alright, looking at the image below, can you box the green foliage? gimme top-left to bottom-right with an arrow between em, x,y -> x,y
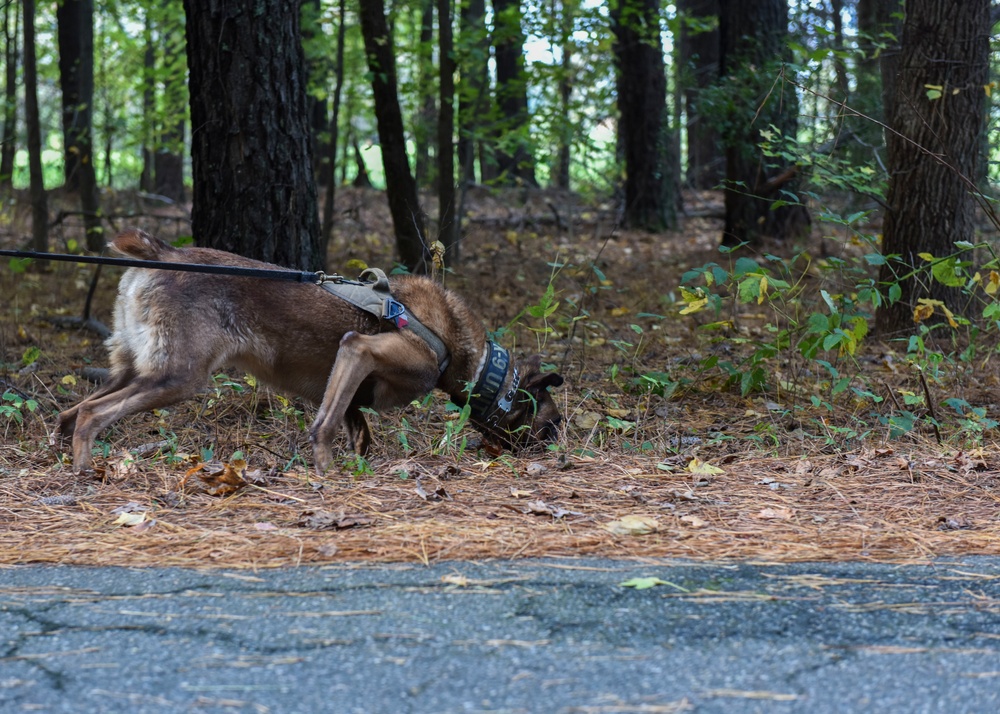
1,390 -> 38,426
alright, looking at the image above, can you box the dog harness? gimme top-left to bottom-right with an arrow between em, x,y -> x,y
468,341 -> 520,427
317,268 -> 450,373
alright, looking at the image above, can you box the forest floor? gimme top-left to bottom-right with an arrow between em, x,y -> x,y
2,186 -> 1000,569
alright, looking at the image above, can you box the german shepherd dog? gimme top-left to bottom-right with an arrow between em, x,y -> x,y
56,230 -> 564,474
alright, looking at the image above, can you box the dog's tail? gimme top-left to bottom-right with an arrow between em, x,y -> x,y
109,229 -> 179,262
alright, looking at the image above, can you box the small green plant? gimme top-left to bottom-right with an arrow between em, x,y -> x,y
435,401 -> 471,458
1,389 -> 38,425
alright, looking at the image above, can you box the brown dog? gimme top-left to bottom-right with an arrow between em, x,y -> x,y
56,229 -> 564,473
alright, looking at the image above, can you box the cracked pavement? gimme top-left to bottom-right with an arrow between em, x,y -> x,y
2,558 -> 1000,713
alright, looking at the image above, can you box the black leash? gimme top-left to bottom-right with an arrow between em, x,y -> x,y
0,249 -> 326,283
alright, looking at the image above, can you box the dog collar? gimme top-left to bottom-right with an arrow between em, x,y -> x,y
468,341 -> 520,426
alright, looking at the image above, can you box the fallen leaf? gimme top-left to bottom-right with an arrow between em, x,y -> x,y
620,577 -> 688,591
253,522 -> 279,531
574,410 -> 602,430
523,500 -> 583,519
686,457 -> 725,477
756,507 -> 795,520
524,462 -> 547,477
180,459 -> 248,496
509,486 -> 533,498
316,542 -> 339,557
112,511 -> 148,527
416,480 -> 452,501
938,516 -> 972,531
679,514 -> 708,529
298,510 -> 373,530
604,515 -> 659,536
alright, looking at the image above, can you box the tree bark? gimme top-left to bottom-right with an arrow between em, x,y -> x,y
610,0 -> 677,232
438,0 -> 457,262
414,0 -> 436,188
875,0 -> 989,336
718,0 -> 809,246
57,0 -> 102,251
457,0 -> 488,187
22,0 -> 46,255
321,0 -> 348,245
0,0 -> 19,190
183,0 -> 322,271
492,0 -> 536,186
359,0 -> 428,271
677,0 -> 723,189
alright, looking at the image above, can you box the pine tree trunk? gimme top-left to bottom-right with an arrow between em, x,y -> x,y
57,0 -> 102,251
492,0 -> 536,186
183,0 -> 322,271
358,0 -> 428,271
718,0 -> 808,246
457,0 -> 487,188
0,0 -> 19,190
438,0 -> 457,263
610,0 -> 677,232
22,0 -> 46,255
875,0 -> 989,336
677,0 -> 723,189
321,0 -> 347,245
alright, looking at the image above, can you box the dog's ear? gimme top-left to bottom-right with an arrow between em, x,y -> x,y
519,355 -> 564,394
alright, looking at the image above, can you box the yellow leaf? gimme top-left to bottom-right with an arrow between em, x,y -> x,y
604,515 -> 659,536
345,258 -> 368,272
917,253 -> 935,262
61,374 -> 77,386
574,410 -> 602,430
113,511 -> 148,527
679,298 -> 708,315
986,271 -> 1000,295
912,304 -> 934,322
758,275 -> 768,305
686,458 -> 725,476
610,307 -> 629,317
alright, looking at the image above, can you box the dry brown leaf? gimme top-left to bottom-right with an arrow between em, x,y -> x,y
756,507 -> 795,520
180,459 -> 248,496
679,514 -> 708,529
298,510 -> 374,530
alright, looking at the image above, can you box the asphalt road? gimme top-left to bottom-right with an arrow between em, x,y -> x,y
2,558 -> 1000,713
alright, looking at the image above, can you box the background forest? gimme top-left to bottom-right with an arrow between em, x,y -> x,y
2,0 -> 1000,565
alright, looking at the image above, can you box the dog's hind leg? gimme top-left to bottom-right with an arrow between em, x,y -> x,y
69,372 -> 207,472
55,366 -> 137,442
310,331 -> 437,474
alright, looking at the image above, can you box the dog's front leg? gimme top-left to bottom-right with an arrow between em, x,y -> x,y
310,330 -> 437,474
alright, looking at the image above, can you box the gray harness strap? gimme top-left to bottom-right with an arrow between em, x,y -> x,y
318,268 -> 450,373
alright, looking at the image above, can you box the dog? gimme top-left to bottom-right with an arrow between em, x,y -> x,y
56,229 -> 564,474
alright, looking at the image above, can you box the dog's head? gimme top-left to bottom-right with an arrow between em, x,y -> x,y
487,355 -> 564,450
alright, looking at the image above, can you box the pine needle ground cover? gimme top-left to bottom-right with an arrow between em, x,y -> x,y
3,189 -> 999,569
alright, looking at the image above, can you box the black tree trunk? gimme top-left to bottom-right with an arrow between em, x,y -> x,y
677,0 -> 723,189
0,0 -> 19,189
23,0 -> 46,254
359,0 -> 428,271
610,0 -> 677,232
182,0 -> 322,271
718,0 -> 809,246
875,0 -> 989,336
56,0 -> 102,251
492,0 -> 536,186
